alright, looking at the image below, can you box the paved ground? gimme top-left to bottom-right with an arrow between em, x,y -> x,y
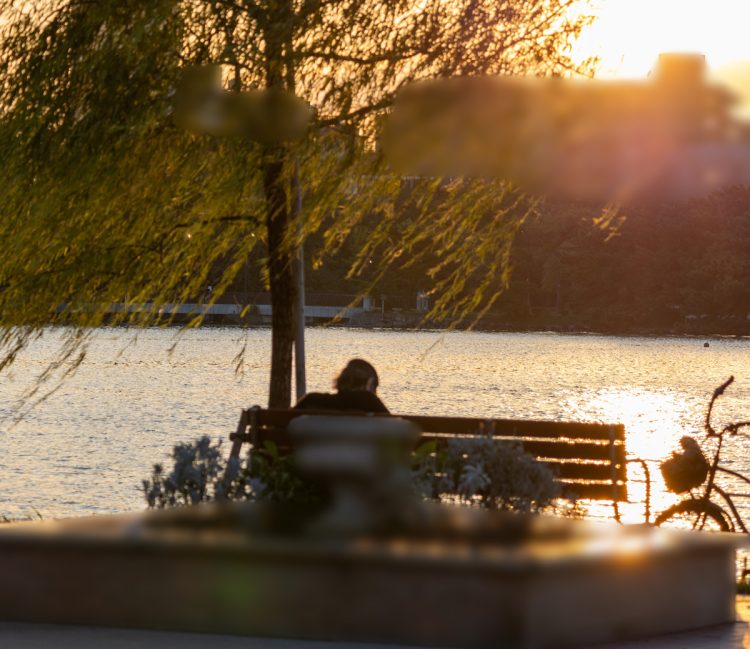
589,596 -> 750,649
0,625 -> 421,649
2,598 -> 750,648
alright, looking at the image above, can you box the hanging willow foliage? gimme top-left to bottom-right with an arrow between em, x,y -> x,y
0,0 -> 594,406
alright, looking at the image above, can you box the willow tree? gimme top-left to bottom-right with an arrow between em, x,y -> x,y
0,0 -> 592,407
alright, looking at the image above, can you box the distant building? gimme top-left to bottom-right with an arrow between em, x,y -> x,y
416,291 -> 430,312
385,53 -> 750,201
547,53 -> 747,201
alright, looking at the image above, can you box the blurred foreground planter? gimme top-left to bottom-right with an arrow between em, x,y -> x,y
0,510 -> 743,648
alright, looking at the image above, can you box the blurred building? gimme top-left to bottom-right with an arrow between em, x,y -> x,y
550,53 -> 748,201
385,53 -> 750,202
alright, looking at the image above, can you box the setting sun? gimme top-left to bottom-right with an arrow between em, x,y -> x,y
575,0 -> 750,81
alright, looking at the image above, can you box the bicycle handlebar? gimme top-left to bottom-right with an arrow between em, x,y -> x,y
714,376 -> 735,398
705,375 -> 735,437
723,420 -> 750,436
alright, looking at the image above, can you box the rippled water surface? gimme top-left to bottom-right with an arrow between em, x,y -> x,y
2,328 -> 750,522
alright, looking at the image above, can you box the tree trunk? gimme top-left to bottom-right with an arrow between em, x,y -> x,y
263,147 -> 297,408
262,0 -> 297,408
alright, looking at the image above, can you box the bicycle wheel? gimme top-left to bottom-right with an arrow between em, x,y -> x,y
654,498 -> 732,532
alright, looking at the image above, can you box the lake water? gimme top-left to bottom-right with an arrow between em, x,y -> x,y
1,327 -> 750,525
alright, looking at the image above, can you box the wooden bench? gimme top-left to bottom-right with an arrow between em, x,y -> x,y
229,407 -> 628,503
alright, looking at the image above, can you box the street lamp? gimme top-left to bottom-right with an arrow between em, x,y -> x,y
174,65 -> 313,399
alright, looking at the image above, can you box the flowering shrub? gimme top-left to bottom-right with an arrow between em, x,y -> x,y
144,435 -> 559,514
143,436 -> 225,508
412,437 -> 560,513
143,438 -> 325,508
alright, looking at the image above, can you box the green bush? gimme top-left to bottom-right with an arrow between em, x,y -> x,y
143,435 -> 560,514
411,437 -> 560,513
143,437 -> 326,508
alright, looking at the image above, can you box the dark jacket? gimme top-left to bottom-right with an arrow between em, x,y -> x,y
293,390 -> 389,414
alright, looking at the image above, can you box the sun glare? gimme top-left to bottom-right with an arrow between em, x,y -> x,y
575,0 -> 750,80
564,388 -> 704,523
571,390 -> 689,461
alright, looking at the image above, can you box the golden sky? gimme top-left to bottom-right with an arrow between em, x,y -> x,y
576,0 -> 750,79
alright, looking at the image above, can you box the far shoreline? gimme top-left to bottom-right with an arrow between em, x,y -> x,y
166,320 -> 750,341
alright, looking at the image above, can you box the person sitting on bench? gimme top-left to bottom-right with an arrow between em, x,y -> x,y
294,358 -> 389,413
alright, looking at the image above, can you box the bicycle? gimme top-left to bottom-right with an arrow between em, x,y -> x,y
654,376 -> 750,532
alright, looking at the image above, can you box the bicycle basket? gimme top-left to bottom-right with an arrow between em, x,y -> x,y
660,436 -> 709,494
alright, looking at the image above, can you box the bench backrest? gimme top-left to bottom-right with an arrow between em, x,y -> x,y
229,408 -> 627,502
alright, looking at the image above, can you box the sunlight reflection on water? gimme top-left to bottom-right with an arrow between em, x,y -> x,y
1,328 -> 750,526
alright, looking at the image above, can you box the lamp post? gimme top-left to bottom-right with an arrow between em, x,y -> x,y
292,160 -> 306,400
175,66 -> 313,401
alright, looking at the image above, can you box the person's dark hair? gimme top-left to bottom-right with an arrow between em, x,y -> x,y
334,358 -> 379,392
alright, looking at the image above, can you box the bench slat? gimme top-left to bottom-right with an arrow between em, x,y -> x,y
242,428 -> 625,466
561,482 -> 627,501
421,434 -> 626,464
247,437 -> 624,480
546,461 -> 626,482
406,416 -> 624,441
256,409 -> 624,442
